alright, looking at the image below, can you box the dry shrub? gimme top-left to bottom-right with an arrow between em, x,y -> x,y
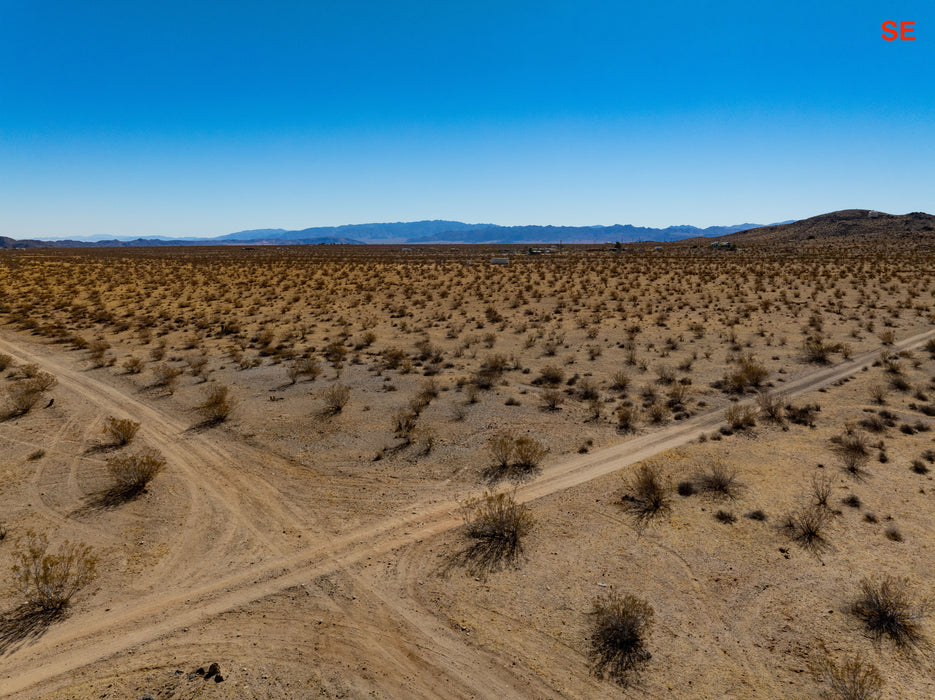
393,408 -> 418,441
832,427 -> 871,479
850,575 -> 927,649
0,353 -> 12,371
12,531 -> 97,611
4,380 -> 45,418
620,462 -> 671,527
811,473 -> 834,508
150,362 -> 182,392
322,383 -> 350,414
721,355 -> 769,393
757,391 -> 786,424
535,365 -> 565,386
610,371 -> 630,393
589,592 -> 654,686
488,433 -> 514,469
645,400 -> 668,424
725,404 -> 757,430
616,404 -> 637,431
287,357 -> 321,384
786,402 -> 820,427
107,449 -> 166,492
104,416 -> 140,446
804,335 -> 843,363
813,652 -> 883,700
123,356 -> 144,375
540,388 -> 563,411
694,463 -> 743,499
380,346 -> 407,370
459,491 -> 533,575
485,433 -> 547,480
782,505 -> 831,553
513,436 -> 547,469
196,384 -> 235,425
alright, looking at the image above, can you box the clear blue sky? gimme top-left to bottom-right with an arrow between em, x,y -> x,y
1,1 -> 932,238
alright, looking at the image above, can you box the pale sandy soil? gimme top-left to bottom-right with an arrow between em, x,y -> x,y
0,246 -> 933,698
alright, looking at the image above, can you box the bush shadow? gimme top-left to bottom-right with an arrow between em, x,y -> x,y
0,604 -> 66,656
70,483 -> 147,516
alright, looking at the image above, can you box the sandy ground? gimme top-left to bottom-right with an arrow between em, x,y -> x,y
0,246 -> 934,698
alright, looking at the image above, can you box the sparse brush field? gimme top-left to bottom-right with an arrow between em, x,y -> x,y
0,242 -> 934,698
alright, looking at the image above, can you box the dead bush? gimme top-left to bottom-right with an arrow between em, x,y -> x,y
610,371 -> 630,393
104,417 -> 140,446
0,353 -> 12,371
850,575 -> 926,649
811,473 -> 834,509
694,463 -> 743,499
782,505 -> 831,553
832,427 -> 871,479
803,336 -> 843,364
12,531 -> 97,611
813,652 -> 883,700
589,592 -> 654,686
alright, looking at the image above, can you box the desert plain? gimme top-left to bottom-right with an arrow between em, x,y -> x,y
0,210 -> 934,698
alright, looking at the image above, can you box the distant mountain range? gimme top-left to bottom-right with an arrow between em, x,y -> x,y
0,219 -> 789,249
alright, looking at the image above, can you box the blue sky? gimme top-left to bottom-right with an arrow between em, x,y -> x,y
1,1 -> 932,238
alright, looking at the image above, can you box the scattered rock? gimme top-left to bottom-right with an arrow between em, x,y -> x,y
206,662 -> 221,678
214,674 -> 225,683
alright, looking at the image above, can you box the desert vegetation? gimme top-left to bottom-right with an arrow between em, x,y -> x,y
11,531 -> 97,611
1,240 -> 934,696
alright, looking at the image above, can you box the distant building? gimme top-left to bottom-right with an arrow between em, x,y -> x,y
490,257 -> 510,265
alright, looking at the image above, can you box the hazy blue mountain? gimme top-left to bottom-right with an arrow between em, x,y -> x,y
2,219 -> 793,248
218,220 -> 493,242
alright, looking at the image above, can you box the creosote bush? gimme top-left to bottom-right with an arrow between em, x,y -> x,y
486,433 -> 547,478
513,436 -> 547,469
4,380 -> 47,418
107,449 -> 167,493
104,416 -> 140,446
725,403 -> 757,430
150,362 -> 182,393
12,531 -> 97,611
196,384 -> 235,424
589,592 -> 654,686
850,575 -> 927,649
322,383 -> 350,414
